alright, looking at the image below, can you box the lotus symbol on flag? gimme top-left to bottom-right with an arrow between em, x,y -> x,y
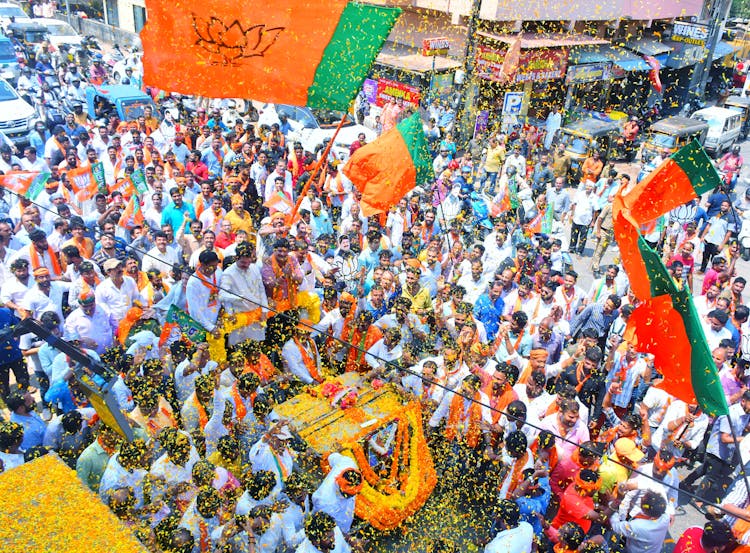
192,15 -> 284,64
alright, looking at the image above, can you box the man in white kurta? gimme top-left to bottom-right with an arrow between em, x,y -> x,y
311,452 -> 360,534
219,241 -> 268,345
185,250 -> 222,333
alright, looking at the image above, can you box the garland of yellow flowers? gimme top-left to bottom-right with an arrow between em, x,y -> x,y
343,402 -> 437,530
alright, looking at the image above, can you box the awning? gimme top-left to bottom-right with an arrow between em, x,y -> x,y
624,38 -> 673,57
569,44 -> 651,71
713,40 -> 738,61
477,31 -> 607,49
375,41 -> 462,73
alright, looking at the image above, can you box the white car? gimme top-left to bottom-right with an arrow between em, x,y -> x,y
0,2 -> 29,30
33,18 -> 82,49
257,103 -> 376,162
0,77 -> 37,147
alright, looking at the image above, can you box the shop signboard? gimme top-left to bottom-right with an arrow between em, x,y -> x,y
565,62 -> 612,84
432,72 -> 454,96
671,22 -> 709,47
474,109 -> 490,139
502,91 -> 524,115
422,37 -> 451,56
375,78 -> 421,108
476,45 -> 568,83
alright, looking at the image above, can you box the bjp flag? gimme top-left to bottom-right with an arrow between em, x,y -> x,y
0,172 -> 38,196
343,113 -> 434,216
141,0 -> 400,110
66,166 -> 99,201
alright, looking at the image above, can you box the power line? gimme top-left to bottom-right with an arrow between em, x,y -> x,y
1,182 -> 745,520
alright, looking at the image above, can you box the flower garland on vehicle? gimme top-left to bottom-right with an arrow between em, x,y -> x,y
343,402 -> 437,530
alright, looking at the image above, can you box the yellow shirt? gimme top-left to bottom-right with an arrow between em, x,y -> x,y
402,285 -> 432,314
484,145 -> 506,173
225,209 -> 255,235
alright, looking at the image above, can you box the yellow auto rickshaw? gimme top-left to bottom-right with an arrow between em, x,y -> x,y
641,116 -> 709,161
558,116 -> 622,181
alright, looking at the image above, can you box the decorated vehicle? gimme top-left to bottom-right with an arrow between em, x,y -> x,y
84,84 -> 156,123
275,373 -> 436,530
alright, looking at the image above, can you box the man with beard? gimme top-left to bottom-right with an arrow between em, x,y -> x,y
7,390 -> 46,449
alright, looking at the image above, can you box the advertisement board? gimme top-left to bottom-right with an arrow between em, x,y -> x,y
476,45 -> 569,83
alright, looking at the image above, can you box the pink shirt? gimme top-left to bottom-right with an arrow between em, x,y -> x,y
539,413 -> 590,458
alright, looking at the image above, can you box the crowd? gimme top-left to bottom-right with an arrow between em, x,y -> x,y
0,45 -> 750,553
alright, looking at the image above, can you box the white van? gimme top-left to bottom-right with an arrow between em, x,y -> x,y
691,106 -> 742,157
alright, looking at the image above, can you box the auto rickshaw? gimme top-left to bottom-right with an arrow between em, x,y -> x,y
557,116 -> 622,181
6,21 -> 48,50
640,116 -> 709,161
724,95 -> 750,140
274,373 -> 437,531
84,84 -> 157,123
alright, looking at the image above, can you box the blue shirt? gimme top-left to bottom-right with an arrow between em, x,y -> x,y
161,202 -> 196,233
10,411 -> 47,450
474,293 -> 505,341
0,308 -> 22,364
516,477 -> 551,535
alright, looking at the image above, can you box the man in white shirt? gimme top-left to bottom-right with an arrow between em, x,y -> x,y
568,181 -> 596,256
142,231 -> 181,276
185,250 -> 222,333
483,499 -> 534,553
95,258 -> 144,321
219,241 -> 268,345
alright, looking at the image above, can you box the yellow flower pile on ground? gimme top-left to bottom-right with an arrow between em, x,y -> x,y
0,454 -> 148,553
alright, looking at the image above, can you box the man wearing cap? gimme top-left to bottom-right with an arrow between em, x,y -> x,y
484,499 -> 534,553
64,289 -> 117,355
219,241 -> 268,345
597,437 -> 644,495
11,228 -> 63,280
95,258 -> 144,321
186,250 -> 222,334
20,267 -> 68,323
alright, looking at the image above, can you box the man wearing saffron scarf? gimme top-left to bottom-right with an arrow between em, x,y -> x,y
219,241 -> 268,346
311,452 -> 363,534
181,374 -> 219,434
429,373 -> 492,450
186,250 -> 222,335
11,228 -> 63,280
282,323 -> 324,385
550,468 -> 607,535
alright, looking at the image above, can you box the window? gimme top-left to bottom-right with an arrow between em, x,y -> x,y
132,5 -> 146,33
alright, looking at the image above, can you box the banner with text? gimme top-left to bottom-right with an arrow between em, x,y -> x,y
476,45 -> 569,83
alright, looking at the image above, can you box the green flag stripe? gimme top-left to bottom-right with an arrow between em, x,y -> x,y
670,139 -> 722,196
307,3 -> 401,110
637,236 -> 728,416
396,112 -> 435,185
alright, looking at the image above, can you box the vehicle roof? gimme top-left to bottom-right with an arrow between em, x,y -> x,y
650,116 -> 708,133
7,20 -> 46,29
692,106 -> 738,118
32,17 -> 76,27
562,116 -> 621,136
88,84 -> 152,100
275,374 -> 409,454
725,95 -> 750,107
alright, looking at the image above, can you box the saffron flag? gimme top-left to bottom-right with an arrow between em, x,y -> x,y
67,166 -> 99,202
140,0 -> 400,110
0,172 -> 40,196
263,192 -> 293,215
614,140 -> 727,416
343,113 -> 434,216
119,195 -> 144,229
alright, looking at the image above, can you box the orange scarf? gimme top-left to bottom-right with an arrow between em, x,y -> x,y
198,519 -> 210,553
194,395 -> 209,430
446,391 -> 482,448
245,354 -> 276,384
230,383 -> 250,420
293,336 -> 322,382
30,243 -> 62,276
505,450 -> 530,496
270,254 -> 298,311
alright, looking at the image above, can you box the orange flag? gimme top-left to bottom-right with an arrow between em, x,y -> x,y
0,172 -> 37,195
66,166 -> 99,202
119,195 -> 144,229
263,192 -> 293,215
140,0 -> 400,109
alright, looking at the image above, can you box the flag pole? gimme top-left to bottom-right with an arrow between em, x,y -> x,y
288,111 -> 350,224
726,416 -> 750,503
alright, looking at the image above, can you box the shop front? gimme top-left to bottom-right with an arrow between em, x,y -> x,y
565,44 -> 652,118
